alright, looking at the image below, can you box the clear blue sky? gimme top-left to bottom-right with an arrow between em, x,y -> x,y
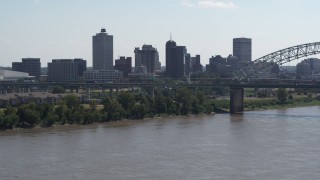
1,0 -> 320,67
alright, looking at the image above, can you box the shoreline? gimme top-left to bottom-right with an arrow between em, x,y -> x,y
0,113 -> 216,133
1,99 -> 320,132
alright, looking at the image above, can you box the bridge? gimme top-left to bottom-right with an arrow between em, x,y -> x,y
233,42 -> 320,80
1,42 -> 320,114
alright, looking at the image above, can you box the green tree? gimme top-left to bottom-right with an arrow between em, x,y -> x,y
0,113 -> 19,129
37,104 -> 55,120
89,100 -> 98,111
175,88 -> 193,115
102,97 -> 124,121
117,91 -> 135,109
191,97 -> 205,114
17,103 -> 40,127
55,105 -> 67,124
154,93 -> 167,114
196,91 -> 206,106
131,103 -> 148,119
42,112 -> 59,127
277,88 -> 288,104
117,91 -> 135,117
65,105 -> 85,124
52,86 -> 66,94
63,95 -> 81,110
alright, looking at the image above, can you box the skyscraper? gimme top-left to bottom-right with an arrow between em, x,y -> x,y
93,28 -> 113,70
165,39 -> 186,78
233,38 -> 252,63
185,53 -> 191,75
134,45 -> 160,74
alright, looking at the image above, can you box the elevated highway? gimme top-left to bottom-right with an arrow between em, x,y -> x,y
1,79 -> 320,114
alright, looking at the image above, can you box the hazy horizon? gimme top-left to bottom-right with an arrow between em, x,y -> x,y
1,0 -> 320,67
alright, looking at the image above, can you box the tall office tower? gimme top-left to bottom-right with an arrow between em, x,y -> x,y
12,58 -> 41,78
165,39 -> 187,78
115,56 -> 132,77
93,28 -> 113,70
185,53 -> 191,75
48,58 -> 87,82
233,38 -> 252,63
134,45 -> 160,74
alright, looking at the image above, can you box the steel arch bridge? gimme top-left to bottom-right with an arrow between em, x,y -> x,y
233,42 -> 320,80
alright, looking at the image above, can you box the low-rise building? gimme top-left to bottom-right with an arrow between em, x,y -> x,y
0,92 -> 83,108
0,70 -> 30,81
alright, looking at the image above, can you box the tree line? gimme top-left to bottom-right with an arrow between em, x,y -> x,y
3,87 -> 318,130
0,88 -> 216,130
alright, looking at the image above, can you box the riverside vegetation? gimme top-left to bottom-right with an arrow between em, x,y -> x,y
1,87 -> 320,130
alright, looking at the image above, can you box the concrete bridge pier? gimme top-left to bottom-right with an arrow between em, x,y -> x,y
86,87 -> 91,100
145,87 -> 155,99
2,89 -> 7,95
230,87 -> 244,114
109,88 -> 113,98
102,88 -> 105,94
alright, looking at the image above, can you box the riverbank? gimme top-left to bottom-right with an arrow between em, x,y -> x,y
244,96 -> 320,111
0,113 -> 216,133
1,92 -> 320,131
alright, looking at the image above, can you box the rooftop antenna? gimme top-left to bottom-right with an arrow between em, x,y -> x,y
170,32 -> 172,41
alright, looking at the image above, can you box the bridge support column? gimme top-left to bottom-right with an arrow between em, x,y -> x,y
148,87 -> 155,99
86,87 -> 91,100
101,88 -> 106,98
109,88 -> 113,98
230,87 -> 244,114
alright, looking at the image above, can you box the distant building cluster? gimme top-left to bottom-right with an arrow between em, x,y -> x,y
297,58 -> 320,76
9,27 -> 308,82
0,92 -> 83,108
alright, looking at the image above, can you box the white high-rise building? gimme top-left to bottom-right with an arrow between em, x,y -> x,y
93,28 -> 113,70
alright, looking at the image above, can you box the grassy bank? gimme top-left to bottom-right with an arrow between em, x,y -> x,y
245,97 -> 320,111
211,96 -> 320,112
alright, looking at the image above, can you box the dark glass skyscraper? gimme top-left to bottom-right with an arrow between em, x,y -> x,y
233,38 -> 252,63
165,40 -> 186,78
134,45 -> 159,74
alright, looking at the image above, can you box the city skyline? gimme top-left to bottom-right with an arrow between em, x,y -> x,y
1,0 -> 320,67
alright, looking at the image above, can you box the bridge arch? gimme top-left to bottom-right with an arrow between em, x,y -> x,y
233,42 -> 320,80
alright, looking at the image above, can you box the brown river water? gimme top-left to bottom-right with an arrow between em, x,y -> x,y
1,106 -> 320,180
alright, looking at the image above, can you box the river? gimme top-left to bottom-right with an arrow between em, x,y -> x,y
1,107 -> 320,180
